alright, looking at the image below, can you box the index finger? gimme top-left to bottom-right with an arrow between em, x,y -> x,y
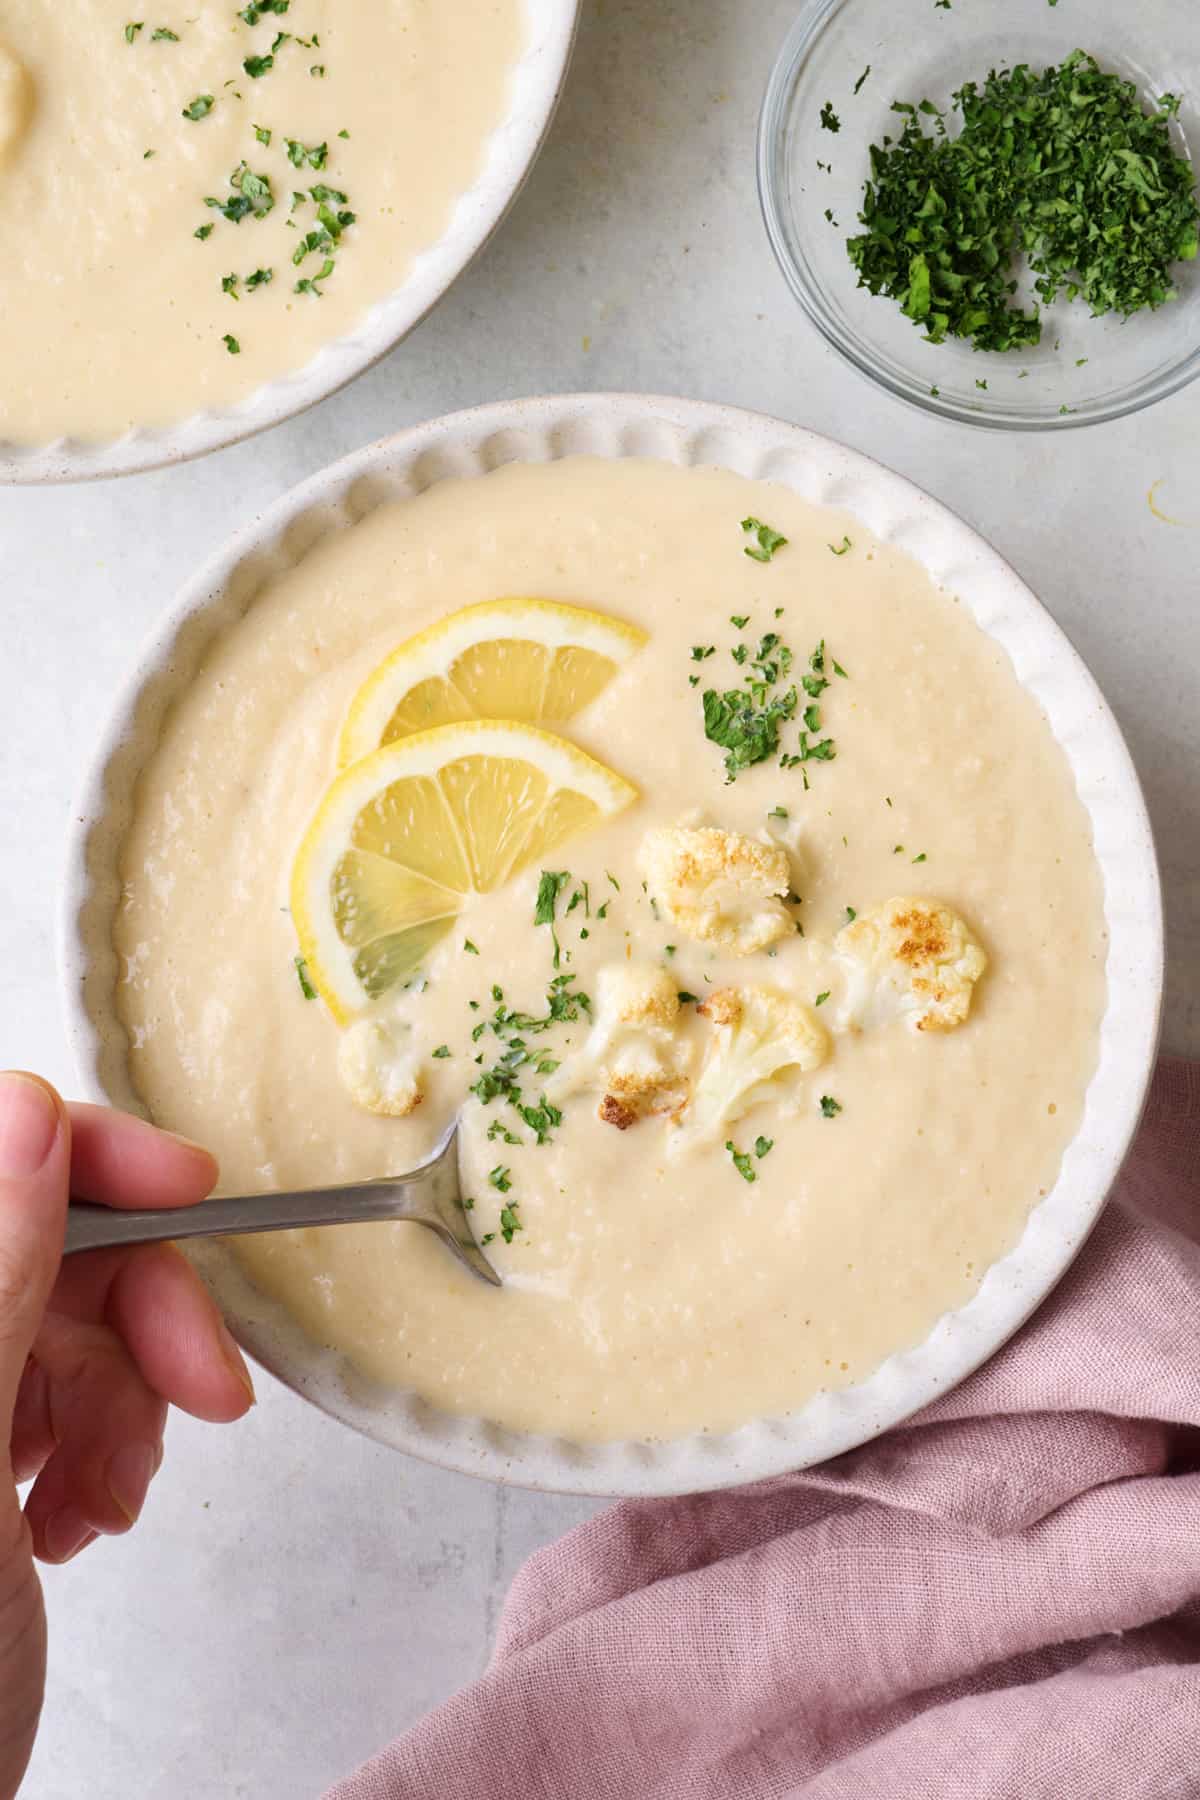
65,1103 -> 219,1211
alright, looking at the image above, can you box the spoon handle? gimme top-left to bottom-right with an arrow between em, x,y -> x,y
63,1182 -> 417,1256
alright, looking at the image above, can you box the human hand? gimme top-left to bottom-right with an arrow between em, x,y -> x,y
0,1074 -> 255,1800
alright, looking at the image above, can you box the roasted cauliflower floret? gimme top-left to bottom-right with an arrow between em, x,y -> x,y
337,1018 -> 423,1117
637,825 -> 793,956
547,963 -> 690,1129
672,984 -> 828,1147
835,897 -> 987,1034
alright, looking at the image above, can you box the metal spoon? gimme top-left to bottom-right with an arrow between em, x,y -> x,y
62,1119 -> 500,1287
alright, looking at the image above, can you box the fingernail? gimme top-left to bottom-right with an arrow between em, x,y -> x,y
219,1321 -> 256,1405
0,1074 -> 60,1179
107,1442 -> 158,1525
43,1506 -> 94,1564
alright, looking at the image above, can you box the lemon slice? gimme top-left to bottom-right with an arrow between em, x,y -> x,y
291,721 -> 639,1021
338,598 -> 647,768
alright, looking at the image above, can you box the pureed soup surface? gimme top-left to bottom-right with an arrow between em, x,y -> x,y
113,458 -> 1107,1442
0,1 -> 522,443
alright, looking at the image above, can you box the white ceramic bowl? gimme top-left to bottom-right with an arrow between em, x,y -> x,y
0,1 -> 578,486
59,394 -> 1163,1496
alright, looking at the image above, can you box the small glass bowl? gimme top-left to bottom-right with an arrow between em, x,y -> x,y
758,0 -> 1200,429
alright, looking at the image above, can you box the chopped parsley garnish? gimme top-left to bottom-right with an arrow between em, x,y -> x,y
677,990 -> 699,1004
463,938 -> 479,955
432,1044 -> 451,1059
606,871 -> 621,891
124,22 -> 144,42
194,222 -> 214,240
815,990 -> 830,1007
754,1135 -> 774,1159
829,535 -> 852,556
534,869 -> 571,967
245,266 -> 273,289
768,805 -> 789,819
244,53 -> 275,77
222,333 -> 241,354
293,954 -> 316,998
295,259 -> 335,296
221,273 -> 240,298
205,163 -> 275,222
238,0 -> 289,21
730,614 -> 750,629
847,52 -> 1199,352
820,101 -> 841,133
488,1165 -> 512,1193
286,136 -> 328,169
725,1141 -> 757,1182
854,65 -> 871,94
819,1095 -> 843,1119
310,63 -> 326,76
183,94 -> 215,120
469,974 -> 588,1146
253,124 -> 272,145
691,644 -> 716,661
704,683 -> 797,780
740,517 -> 788,562
845,905 -> 857,922
499,1202 -> 522,1244
912,851 -> 927,863
151,27 -> 180,41
487,1120 -> 521,1146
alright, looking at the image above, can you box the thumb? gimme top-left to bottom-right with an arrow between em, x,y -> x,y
0,1076 -> 69,1443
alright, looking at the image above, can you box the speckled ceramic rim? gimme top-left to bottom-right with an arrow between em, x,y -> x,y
59,393 -> 1163,1496
0,0 -> 578,486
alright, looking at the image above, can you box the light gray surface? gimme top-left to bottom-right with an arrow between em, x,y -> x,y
1,1 -> 1197,1794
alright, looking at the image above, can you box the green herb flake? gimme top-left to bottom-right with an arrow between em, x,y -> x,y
691,644 -> 716,661
488,1165 -> 513,1193
820,101 -> 841,133
499,1202 -> 522,1244
253,123 -> 272,144
754,1135 -> 774,1159
183,94 -> 215,120
829,535 -> 852,556
741,517 -> 788,563
677,990 -> 699,1004
293,954 -> 316,999
194,222 -> 214,239
768,805 -> 789,820
431,1044 -> 451,1059
912,851 -> 927,863
238,0 -> 289,20
151,26 -> 180,40
847,52 -> 1200,354
730,614 -> 750,629
820,1095 -> 843,1119
221,272 -> 239,298
725,1141 -> 757,1182
815,990 -> 830,1006
124,22 -> 144,42
845,905 -> 857,922
463,938 -> 480,955
244,53 -> 274,77
222,332 -> 241,354
854,65 -> 871,95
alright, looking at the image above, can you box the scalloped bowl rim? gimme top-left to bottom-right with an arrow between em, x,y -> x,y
0,0 -> 579,485
58,393 -> 1163,1495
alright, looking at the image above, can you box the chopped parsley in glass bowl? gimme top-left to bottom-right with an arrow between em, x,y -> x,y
758,0 -> 1200,428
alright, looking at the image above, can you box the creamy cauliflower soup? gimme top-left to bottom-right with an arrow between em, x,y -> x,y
113,458 -> 1106,1442
0,1 -> 522,442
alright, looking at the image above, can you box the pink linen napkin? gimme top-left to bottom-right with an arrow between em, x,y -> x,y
327,1059 -> 1200,1800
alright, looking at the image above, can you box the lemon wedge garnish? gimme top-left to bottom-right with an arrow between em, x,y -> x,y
291,720 -> 639,1021
338,598 -> 647,768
